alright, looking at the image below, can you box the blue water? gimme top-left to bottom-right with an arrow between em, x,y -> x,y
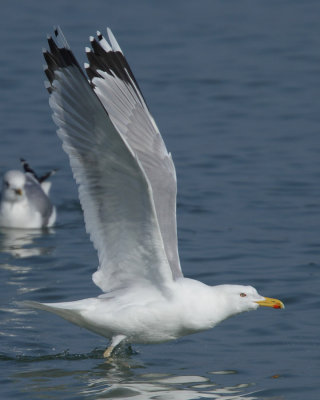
0,0 -> 319,398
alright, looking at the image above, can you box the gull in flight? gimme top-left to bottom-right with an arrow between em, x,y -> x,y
26,28 -> 284,357
0,159 -> 56,229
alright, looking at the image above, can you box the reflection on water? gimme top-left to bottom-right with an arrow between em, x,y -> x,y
0,227 -> 54,258
12,357 -> 260,400
83,371 -> 258,399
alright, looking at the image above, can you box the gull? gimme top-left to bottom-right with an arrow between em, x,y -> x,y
0,159 -> 56,229
26,28 -> 284,357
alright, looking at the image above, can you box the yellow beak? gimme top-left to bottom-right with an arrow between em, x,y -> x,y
256,297 -> 285,309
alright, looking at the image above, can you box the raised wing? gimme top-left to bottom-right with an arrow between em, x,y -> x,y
85,29 -> 182,280
44,28 -> 176,292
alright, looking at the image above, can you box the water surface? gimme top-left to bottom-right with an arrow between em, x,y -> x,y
0,1 -> 319,399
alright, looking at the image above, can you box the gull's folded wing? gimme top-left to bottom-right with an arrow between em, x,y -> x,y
44,28 -> 176,292
24,174 -> 54,226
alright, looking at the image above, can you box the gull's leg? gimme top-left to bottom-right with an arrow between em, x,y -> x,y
103,334 -> 127,358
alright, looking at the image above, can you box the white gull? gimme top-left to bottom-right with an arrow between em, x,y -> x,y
0,159 -> 56,229
26,28 -> 284,357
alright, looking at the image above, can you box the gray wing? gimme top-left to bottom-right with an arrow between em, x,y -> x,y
24,174 -> 53,226
84,29 -> 182,280
44,28 -> 175,292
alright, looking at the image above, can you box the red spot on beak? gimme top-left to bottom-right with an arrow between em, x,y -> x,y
273,304 -> 281,309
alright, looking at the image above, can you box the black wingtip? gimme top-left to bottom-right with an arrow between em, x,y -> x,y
44,28 -> 87,85
20,158 -> 57,183
20,158 -> 39,180
38,169 -> 58,183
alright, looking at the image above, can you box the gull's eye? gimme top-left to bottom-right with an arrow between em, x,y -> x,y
240,293 -> 247,297
5,181 -> 9,188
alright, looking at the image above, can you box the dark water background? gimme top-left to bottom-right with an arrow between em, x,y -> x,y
0,0 -> 319,399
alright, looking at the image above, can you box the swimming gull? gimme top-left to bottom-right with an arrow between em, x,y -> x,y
26,28 -> 284,357
0,159 -> 56,229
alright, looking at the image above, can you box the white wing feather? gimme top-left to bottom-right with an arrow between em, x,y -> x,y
86,30 -> 182,279
45,34 -> 174,292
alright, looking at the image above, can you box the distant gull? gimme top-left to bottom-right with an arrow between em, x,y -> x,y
0,159 -> 56,229
26,28 -> 284,357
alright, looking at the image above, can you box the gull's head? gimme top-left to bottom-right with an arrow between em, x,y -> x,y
2,170 -> 26,203
214,284 -> 284,317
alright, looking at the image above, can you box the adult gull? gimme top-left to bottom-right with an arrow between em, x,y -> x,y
0,159 -> 56,229
26,28 -> 284,357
